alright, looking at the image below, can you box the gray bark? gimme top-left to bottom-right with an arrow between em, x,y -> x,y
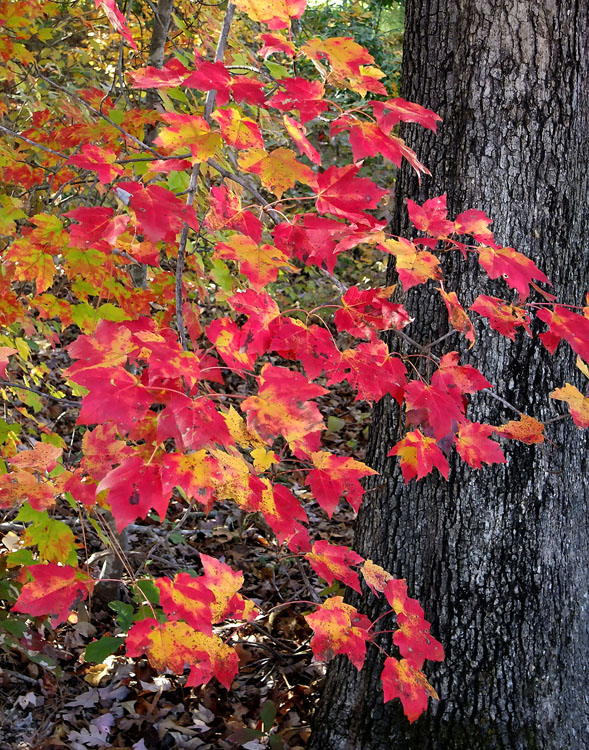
310,1 -> 589,748
144,0 -> 175,145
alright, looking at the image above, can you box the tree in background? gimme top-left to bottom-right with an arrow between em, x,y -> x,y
311,1 -> 589,748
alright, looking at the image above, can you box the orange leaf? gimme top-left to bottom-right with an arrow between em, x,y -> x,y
493,414 -> 545,444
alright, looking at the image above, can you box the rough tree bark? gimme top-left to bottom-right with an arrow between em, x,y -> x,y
310,1 -> 589,748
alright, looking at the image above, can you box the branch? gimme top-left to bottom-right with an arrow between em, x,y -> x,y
175,2 -> 235,350
0,124 -> 68,159
0,380 -> 80,407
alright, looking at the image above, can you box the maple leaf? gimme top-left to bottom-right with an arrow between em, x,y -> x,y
241,364 -> 327,456
95,0 -> 137,50
302,37 -> 386,96
407,195 -> 454,238
388,430 -> 450,482
233,0 -> 307,29
19,507 -> 78,565
211,108 -> 264,150
470,295 -> 532,340
335,286 -> 410,339
381,657 -> 439,723
550,384 -> 589,428
4,236 -> 56,294
207,318 -> 257,374
269,318 -> 339,378
379,237 -> 442,290
536,306 -> 589,362
430,351 -> 491,395
393,613 -> 445,670
154,113 -> 221,161
0,471 -> 56,511
157,573 -> 216,635
65,319 -> 137,375
493,414 -> 545,444
128,58 -> 189,88
454,208 -> 495,244
205,185 -> 263,242
454,421 -> 506,468
182,60 -> 232,105
257,480 -> 308,545
185,633 -> 240,690
230,76 -> 267,106
118,182 -> 200,244
313,165 -> 387,223
96,455 -> 171,532
68,144 -> 124,184
0,346 -> 16,377
80,423 -> 134,482
477,245 -> 550,300
65,206 -> 129,251
325,341 -> 407,404
438,289 -> 475,346
361,559 -> 393,596
157,395 -> 233,452
161,450 -> 223,513
371,98 -> 442,133
404,380 -> 465,440
69,366 -> 153,435
305,540 -> 364,592
273,214 -> 344,273
238,147 -> 313,198
258,33 -> 297,59
126,619 -> 239,688
200,553 -> 257,624
9,442 -> 62,473
12,564 -> 93,626
283,115 -> 321,165
305,597 -> 371,670
214,233 -> 296,290
383,579 -> 425,618
268,78 -> 328,123
331,117 -> 429,177
228,289 -> 281,356
306,451 -> 377,516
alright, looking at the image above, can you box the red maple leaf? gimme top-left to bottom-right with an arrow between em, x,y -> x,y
12,564 -> 93,625
306,450 -> 377,516
388,430 -> 450,482
313,165 -> 387,223
96,455 -> 171,532
334,286 -> 411,339
381,657 -> 439,723
305,597 -> 371,670
305,540 -> 364,592
454,421 -> 506,469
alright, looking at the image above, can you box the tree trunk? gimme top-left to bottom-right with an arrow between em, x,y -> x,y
310,2 -> 589,749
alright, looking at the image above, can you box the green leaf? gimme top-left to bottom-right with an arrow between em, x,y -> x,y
108,600 -> 135,631
85,636 -> 122,663
134,578 -> 160,605
264,61 -> 290,79
260,699 -> 277,732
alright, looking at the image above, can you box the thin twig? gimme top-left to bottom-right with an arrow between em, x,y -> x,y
0,380 -> 79,407
0,124 -> 68,159
175,2 -> 236,350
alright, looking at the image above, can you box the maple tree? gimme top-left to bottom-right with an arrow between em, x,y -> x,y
0,0 -> 588,740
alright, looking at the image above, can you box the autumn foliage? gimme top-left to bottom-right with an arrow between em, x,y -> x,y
1,0 -> 589,731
